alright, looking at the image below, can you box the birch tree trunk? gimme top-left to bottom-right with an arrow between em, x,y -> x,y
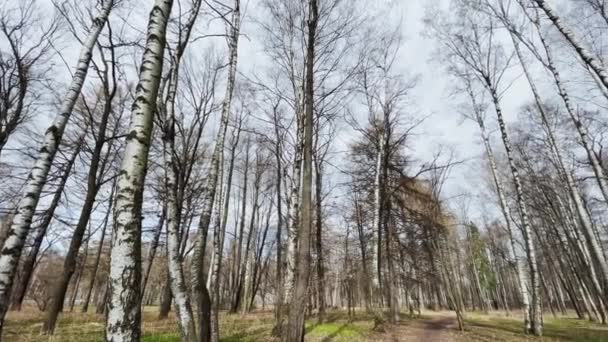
191,2 -> 240,340
465,78 -> 531,329
210,126 -> 241,342
286,0 -> 317,339
488,83 -> 542,336
106,1 -> 173,340
532,0 -> 608,92
0,1 -> 113,333
159,2 -> 202,339
285,116 -> 303,301
371,141 -> 383,296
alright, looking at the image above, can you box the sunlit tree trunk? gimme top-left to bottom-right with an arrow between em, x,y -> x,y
106,1 -> 173,340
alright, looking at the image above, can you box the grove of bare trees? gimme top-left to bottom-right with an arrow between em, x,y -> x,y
0,0 -> 607,341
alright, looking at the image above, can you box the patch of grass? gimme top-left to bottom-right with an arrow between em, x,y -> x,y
304,311 -> 375,342
307,322 -> 363,341
462,312 -> 608,341
141,333 -> 180,342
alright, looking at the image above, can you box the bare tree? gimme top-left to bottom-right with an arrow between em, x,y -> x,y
0,0 -> 57,160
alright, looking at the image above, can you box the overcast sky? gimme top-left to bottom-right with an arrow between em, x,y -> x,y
12,0 -> 595,230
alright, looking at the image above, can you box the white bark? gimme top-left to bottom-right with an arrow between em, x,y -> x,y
489,87 -> 542,335
510,33 -> 608,307
371,145 -> 382,290
191,1 -> 240,338
0,0 -> 113,332
477,110 -> 531,329
285,114 -> 303,300
106,1 -> 173,340
159,1 -> 202,339
531,19 -> 608,205
162,56 -> 198,342
533,0 -> 608,92
210,128 -> 240,342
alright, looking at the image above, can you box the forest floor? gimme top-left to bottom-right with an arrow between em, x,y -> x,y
4,305 -> 608,341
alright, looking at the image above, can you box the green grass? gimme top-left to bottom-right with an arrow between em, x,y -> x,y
462,312 -> 608,341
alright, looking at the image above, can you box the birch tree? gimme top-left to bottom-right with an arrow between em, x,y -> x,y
105,0 -> 173,340
191,1 -> 240,340
159,0 -> 202,340
286,0 -> 317,339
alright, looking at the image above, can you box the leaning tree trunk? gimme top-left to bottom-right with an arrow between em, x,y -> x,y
45,51 -> 118,334
106,1 -> 173,340
465,78 -> 531,330
82,182 -> 116,313
286,0 -> 317,340
68,229 -> 90,312
0,1 -> 113,333
163,73 -> 197,341
10,139 -> 82,311
532,0 -> 608,93
488,82 -> 542,336
527,16 -> 608,206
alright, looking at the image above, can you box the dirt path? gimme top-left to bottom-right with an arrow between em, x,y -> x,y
370,313 -> 460,341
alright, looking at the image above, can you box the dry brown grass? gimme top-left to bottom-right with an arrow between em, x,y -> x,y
4,306 -> 607,341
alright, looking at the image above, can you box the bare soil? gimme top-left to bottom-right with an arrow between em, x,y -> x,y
369,313 -> 462,341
